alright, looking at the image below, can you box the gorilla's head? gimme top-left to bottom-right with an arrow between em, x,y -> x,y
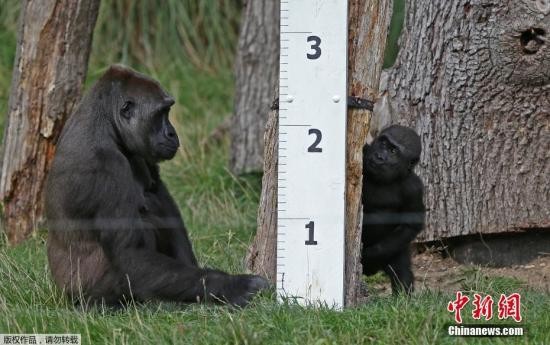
100,65 -> 180,162
364,125 -> 421,183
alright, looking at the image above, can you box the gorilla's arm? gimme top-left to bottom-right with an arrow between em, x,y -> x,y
143,181 -> 198,266
98,200 -> 263,305
127,157 -> 197,266
94,160 -> 264,306
364,178 -> 424,263
363,225 -> 420,262
361,143 -> 370,205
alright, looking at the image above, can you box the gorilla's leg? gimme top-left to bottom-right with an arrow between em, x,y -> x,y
112,248 -> 268,307
383,248 -> 414,295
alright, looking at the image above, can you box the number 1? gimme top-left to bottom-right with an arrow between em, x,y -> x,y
305,221 -> 317,245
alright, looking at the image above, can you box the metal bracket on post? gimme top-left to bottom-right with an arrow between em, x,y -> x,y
271,96 -> 374,111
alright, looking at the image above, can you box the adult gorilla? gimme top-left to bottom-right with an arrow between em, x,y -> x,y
46,65 -> 268,307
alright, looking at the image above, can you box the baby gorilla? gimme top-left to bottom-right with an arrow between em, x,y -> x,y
46,65 -> 268,307
361,125 -> 425,294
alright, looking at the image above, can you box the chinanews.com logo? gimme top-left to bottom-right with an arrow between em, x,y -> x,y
446,291 -> 524,337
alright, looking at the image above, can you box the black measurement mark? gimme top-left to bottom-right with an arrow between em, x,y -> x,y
308,128 -> 322,152
305,221 -> 318,245
307,35 -> 322,59
278,272 -> 285,289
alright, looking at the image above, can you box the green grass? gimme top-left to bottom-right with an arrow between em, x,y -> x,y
2,239 -> 549,344
1,1 -> 550,344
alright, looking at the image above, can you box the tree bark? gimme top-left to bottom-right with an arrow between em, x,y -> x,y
246,1 -> 392,307
344,0 -> 393,306
230,0 -> 280,174
0,0 -> 100,244
377,0 -> 550,242
245,101 -> 278,282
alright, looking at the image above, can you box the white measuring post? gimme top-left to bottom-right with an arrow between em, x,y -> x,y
277,0 -> 348,308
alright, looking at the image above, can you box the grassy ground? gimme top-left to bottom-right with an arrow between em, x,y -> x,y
1,1 -> 549,344
2,238 -> 549,344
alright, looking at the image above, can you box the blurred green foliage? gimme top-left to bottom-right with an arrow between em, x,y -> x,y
0,0 -> 18,131
90,0 -> 242,74
383,0 -> 405,68
0,0 -> 243,138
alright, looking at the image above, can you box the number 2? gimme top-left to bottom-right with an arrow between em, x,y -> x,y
307,36 -> 321,59
308,128 -> 322,152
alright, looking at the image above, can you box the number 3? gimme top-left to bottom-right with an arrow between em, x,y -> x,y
307,36 -> 321,59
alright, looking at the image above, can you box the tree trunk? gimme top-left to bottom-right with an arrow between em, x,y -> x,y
246,0 -> 392,307
245,100 -> 278,282
230,0 -> 280,174
343,0 -> 393,306
378,0 -> 550,242
0,0 -> 100,244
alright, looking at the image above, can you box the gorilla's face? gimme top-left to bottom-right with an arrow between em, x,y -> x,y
114,76 -> 180,162
146,102 -> 180,161
364,126 -> 421,183
365,134 -> 408,183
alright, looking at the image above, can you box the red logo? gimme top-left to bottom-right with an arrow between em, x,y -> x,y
497,293 -> 522,322
447,291 -> 470,324
447,292 -> 522,324
472,294 -> 494,321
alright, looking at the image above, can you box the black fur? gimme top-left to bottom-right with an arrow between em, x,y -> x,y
45,65 -> 268,307
361,125 -> 425,294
